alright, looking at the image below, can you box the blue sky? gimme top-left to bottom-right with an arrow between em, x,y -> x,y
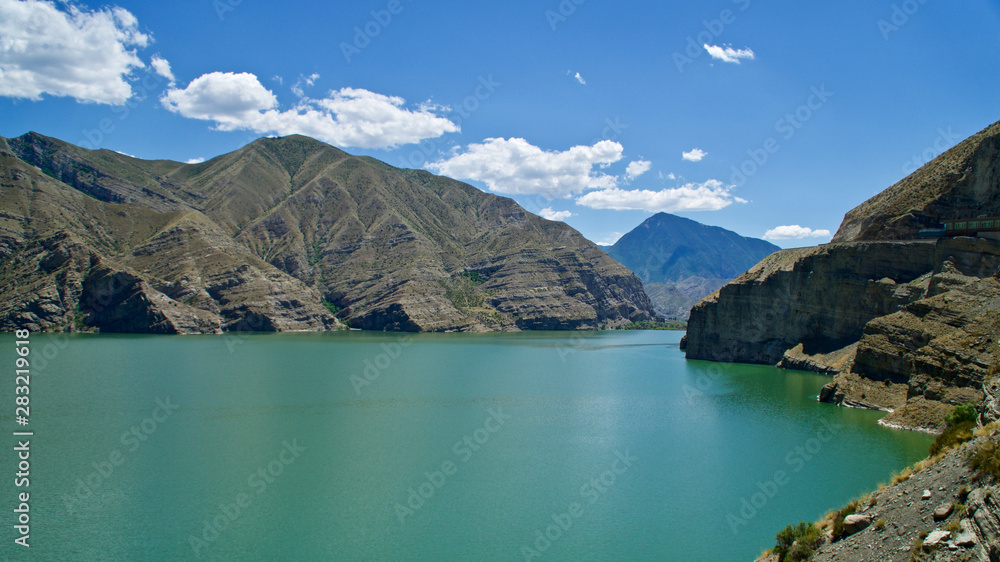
1,0 -> 998,247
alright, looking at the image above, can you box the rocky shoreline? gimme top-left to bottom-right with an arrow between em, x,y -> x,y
756,422 -> 1000,562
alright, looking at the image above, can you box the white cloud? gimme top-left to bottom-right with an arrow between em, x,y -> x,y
574,72 -> 586,85
763,225 -> 832,240
291,72 -> 320,98
0,0 -> 150,105
659,171 -> 677,181
703,44 -> 755,64
625,160 -> 652,181
596,232 -> 624,246
150,55 -> 174,85
539,207 -> 573,221
428,138 -> 623,199
576,180 -> 744,213
161,72 -> 459,149
186,157 -> 206,164
682,148 -> 707,162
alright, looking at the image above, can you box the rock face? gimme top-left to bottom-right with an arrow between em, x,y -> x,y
604,212 -> 778,320
0,132 -> 657,334
685,119 -> 1000,431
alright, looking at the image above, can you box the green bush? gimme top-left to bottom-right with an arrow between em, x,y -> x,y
945,403 -> 978,427
929,421 -> 975,456
321,300 -> 341,315
774,522 -> 822,562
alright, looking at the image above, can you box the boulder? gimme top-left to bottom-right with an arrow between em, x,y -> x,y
842,514 -> 872,535
933,502 -> 954,521
923,530 -> 951,547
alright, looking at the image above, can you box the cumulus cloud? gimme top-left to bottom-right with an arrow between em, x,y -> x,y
625,160 -> 652,181
428,138 -> 623,199
186,157 -> 206,164
576,180 -> 744,213
150,55 -> 174,85
539,208 -> 573,221
659,171 -> 677,181
703,44 -> 755,64
574,72 -> 586,85
763,225 -> 832,240
682,148 -> 707,162
0,0 -> 151,104
161,72 -> 459,149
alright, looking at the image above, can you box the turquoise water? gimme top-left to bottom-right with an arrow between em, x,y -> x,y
0,331 -> 931,561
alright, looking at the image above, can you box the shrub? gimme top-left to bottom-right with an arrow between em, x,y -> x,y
830,499 -> 859,541
774,522 -> 823,562
969,440 -> 1000,480
930,421 -> 975,456
321,300 -> 341,315
945,403 -> 979,427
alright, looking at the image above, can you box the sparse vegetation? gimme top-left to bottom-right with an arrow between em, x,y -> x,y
892,466 -> 914,484
71,305 -> 87,331
929,420 -> 975,456
773,522 -> 823,562
321,300 -> 341,315
459,270 -> 488,285
969,439 -> 1000,480
444,281 -> 485,309
874,518 -> 886,530
829,498 -> 860,541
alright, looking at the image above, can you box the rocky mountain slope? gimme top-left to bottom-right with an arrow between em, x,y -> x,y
684,119 -> 1000,432
0,132 -> 657,334
605,212 -> 778,320
834,120 -> 1000,243
756,421 -> 1000,562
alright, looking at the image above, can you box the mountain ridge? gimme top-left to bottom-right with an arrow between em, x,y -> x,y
605,212 -> 779,320
0,132 -> 657,333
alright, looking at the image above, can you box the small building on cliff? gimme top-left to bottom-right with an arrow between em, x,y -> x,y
920,217 -> 1000,240
943,217 -> 1000,240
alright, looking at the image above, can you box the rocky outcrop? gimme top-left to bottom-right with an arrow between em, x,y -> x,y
687,236 -> 1000,431
685,118 -> 1000,432
0,132 -> 657,333
685,240 -> 941,365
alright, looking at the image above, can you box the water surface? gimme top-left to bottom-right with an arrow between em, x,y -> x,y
0,331 -> 931,561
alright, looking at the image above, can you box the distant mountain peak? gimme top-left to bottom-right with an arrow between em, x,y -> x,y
605,214 -> 778,320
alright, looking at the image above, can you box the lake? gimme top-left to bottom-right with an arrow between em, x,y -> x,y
0,331 -> 931,561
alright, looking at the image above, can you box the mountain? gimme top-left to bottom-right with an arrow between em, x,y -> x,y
604,212 -> 779,320
0,132 -> 657,334
684,119 -> 1000,432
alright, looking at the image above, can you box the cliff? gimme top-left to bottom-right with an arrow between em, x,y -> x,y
685,119 -> 1000,432
0,133 -> 657,334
